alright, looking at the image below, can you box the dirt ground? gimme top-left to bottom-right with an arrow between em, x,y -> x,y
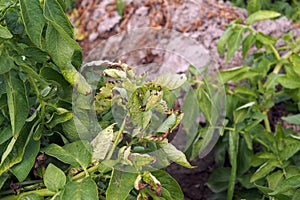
70,0 -> 300,199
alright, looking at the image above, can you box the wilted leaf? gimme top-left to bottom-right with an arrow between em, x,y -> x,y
91,123 -> 115,161
159,142 -> 194,168
154,73 -> 187,90
152,170 -> 184,200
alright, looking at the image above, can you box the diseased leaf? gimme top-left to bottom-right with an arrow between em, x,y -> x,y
19,0 -> 45,47
152,170 -> 184,200
156,113 -> 176,133
106,169 -> 138,200
11,138 -> 40,182
246,10 -> 281,25
61,177 -> 98,200
44,163 -> 66,192
154,73 -> 187,90
4,70 -> 29,136
159,142 -> 194,168
91,123 -> 115,162
103,69 -> 127,79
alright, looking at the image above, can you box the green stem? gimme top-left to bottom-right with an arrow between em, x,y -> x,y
72,164 -> 99,181
263,111 -> 271,132
105,114 -> 128,160
1,189 -> 56,200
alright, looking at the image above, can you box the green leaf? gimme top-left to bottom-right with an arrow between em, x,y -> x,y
19,193 -> 43,200
4,70 -> 29,136
0,126 -> 12,145
290,54 -> 300,76
43,143 -> 78,166
46,111 -> 73,128
152,170 -> 184,200
267,171 -> 283,190
0,24 -> 12,39
282,114 -> 300,126
0,172 -> 9,190
217,28 -> 233,57
228,131 -> 239,200
44,163 -> 66,192
226,28 -> 243,63
247,0 -> 261,13
242,34 -> 255,59
45,21 -> 81,69
19,0 -> 45,47
154,73 -> 187,90
159,142 -> 194,168
255,32 -> 277,46
43,141 -> 92,168
63,140 -> 92,169
106,169 -> 138,200
270,175 -> 300,195
250,160 -> 279,182
44,0 -> 74,38
91,123 -> 115,161
0,123 -> 32,176
207,167 -> 231,193
246,10 -> 281,25
277,75 -> 300,89
61,177 -> 98,200
11,138 -> 40,182
219,66 -> 250,83
0,51 -> 15,74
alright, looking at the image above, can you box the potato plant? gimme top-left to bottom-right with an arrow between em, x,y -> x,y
198,11 -> 300,199
0,0 -> 193,199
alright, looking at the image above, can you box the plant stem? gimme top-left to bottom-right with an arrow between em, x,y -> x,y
105,114 -> 128,160
72,164 -> 99,181
263,111 -> 271,132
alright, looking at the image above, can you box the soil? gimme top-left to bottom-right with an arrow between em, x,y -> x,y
70,0 -> 300,199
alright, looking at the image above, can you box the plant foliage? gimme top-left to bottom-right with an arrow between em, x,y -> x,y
0,0 -> 191,199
